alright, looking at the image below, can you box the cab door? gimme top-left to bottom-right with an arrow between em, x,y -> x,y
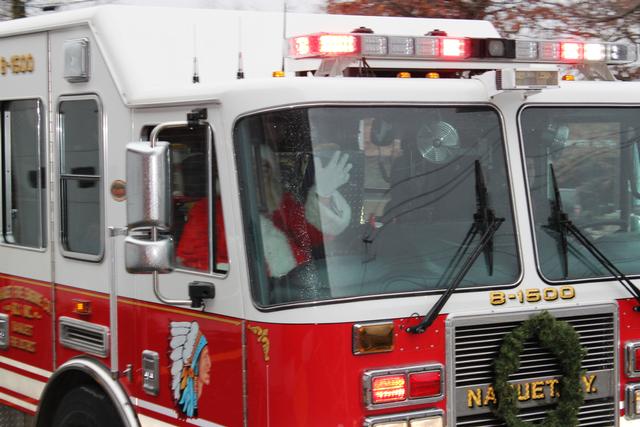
127,115 -> 243,426
0,33 -> 54,405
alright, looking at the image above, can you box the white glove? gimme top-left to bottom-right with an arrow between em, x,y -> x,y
314,151 -> 352,198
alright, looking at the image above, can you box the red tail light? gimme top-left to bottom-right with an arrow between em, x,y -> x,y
409,370 -> 441,398
364,364 -> 444,409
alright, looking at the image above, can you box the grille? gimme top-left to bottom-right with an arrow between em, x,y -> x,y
456,399 -> 615,427
59,316 -> 109,357
450,305 -> 617,426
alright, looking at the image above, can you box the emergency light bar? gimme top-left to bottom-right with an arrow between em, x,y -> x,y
288,33 -> 637,65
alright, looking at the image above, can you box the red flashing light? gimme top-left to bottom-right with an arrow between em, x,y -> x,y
372,374 -> 407,404
409,370 -> 441,398
290,34 -> 360,58
635,347 -> 640,373
561,42 -> 583,62
441,38 -> 469,58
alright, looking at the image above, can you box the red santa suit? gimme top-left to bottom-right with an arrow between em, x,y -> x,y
176,188 -> 350,277
259,187 -> 351,277
176,198 -> 228,271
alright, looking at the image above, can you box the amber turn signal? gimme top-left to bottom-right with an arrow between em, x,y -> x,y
72,299 -> 91,315
353,321 -> 394,355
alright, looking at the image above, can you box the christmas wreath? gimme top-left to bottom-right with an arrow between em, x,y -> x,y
493,311 -> 586,427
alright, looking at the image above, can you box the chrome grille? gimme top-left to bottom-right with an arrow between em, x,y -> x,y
59,316 -> 109,357
456,399 -> 615,427
449,305 -> 617,426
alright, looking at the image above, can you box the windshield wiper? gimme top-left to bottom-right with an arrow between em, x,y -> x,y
546,163 -> 640,309
545,164 -> 571,278
407,161 -> 504,334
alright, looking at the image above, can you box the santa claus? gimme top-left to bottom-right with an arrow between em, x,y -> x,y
259,146 -> 353,277
176,146 -> 352,278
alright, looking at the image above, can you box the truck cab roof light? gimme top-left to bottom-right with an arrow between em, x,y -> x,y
389,36 -> 415,56
288,33 -> 637,64
540,41 -> 561,61
289,34 -> 360,58
561,42 -> 583,61
484,39 -> 516,58
516,40 -> 539,60
362,35 -> 388,56
441,38 -> 470,58
584,43 -> 606,61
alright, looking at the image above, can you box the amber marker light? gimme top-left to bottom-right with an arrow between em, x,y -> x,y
272,70 -> 285,77
72,299 -> 91,315
562,74 -> 576,81
397,71 -> 411,78
372,374 -> 407,404
353,321 -> 394,355
426,72 -> 440,79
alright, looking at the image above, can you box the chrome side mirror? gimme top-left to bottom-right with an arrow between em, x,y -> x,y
126,141 -> 171,229
124,141 -> 174,274
124,233 -> 174,274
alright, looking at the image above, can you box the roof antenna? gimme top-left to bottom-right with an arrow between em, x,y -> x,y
237,17 -> 244,79
280,0 -> 288,73
192,25 -> 200,84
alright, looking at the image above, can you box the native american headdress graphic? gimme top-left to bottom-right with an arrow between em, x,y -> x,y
170,321 -> 208,418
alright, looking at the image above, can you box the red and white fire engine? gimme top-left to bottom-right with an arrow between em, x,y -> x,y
1,4 -> 640,426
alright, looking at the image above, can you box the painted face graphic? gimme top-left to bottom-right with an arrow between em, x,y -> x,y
170,321 -> 211,418
197,346 -> 212,397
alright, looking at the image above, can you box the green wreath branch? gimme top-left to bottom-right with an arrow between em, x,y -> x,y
493,311 -> 586,427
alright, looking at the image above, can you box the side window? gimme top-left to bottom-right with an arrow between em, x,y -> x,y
144,124 -> 228,274
1,99 -> 46,248
59,97 -> 103,259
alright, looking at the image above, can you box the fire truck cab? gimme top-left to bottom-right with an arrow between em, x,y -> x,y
1,5 -> 640,427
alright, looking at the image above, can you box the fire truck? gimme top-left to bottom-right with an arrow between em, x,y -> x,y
1,4 -> 640,426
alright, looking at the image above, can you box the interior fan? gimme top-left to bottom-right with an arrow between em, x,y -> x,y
416,121 -> 460,163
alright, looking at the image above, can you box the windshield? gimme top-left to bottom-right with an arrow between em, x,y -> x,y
235,106 -> 519,306
521,107 -> 640,281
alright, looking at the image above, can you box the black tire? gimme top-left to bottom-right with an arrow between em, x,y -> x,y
51,385 -> 125,427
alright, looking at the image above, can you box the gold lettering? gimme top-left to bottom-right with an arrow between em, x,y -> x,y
582,374 -> 597,393
467,388 -> 483,408
0,286 -> 51,314
516,383 -> 530,401
545,379 -> 559,397
25,54 -> 34,72
11,321 -> 33,336
4,302 -> 21,316
21,305 -> 34,319
0,57 -> 7,75
10,336 -> 35,353
483,386 -> 496,406
11,55 -> 20,73
531,381 -> 545,399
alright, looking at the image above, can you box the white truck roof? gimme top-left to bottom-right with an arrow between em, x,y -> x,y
0,5 -> 500,105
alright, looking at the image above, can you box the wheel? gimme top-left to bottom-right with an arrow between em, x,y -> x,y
52,385 -> 124,427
